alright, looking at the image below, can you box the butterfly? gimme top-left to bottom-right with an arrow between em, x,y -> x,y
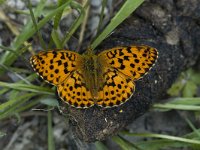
30,45 -> 158,108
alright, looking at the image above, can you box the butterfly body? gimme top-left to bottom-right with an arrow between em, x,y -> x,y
30,45 -> 158,108
81,53 -> 101,100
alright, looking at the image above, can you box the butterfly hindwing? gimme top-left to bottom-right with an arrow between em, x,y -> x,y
98,45 -> 158,80
57,70 -> 94,108
30,50 -> 82,85
97,68 -> 135,107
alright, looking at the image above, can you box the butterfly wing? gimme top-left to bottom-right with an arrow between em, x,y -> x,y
57,70 -> 94,108
30,50 -> 94,108
96,45 -> 158,107
30,50 -> 82,85
97,45 -> 158,80
97,68 -> 135,107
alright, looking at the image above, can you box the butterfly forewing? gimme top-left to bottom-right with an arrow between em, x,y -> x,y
98,45 -> 158,81
30,50 -> 94,108
30,50 -> 82,85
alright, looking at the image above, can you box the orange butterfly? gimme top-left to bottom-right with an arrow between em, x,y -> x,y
30,45 -> 158,108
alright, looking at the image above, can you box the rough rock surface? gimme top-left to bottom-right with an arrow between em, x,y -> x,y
68,0 -> 200,142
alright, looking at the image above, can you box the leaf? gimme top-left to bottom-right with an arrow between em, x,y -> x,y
183,81 -> 197,97
40,97 -> 59,106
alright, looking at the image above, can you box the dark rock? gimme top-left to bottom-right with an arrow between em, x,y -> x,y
67,0 -> 200,142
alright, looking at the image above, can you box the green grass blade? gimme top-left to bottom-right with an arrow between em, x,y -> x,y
0,73 -> 37,99
0,93 -> 36,110
51,0 -> 71,48
112,135 -> 142,150
91,0 -> 144,49
0,0 -> 47,70
95,141 -> 109,150
153,103 -> 200,111
40,97 -> 59,107
0,81 -> 54,95
53,0 -> 67,29
16,98 -> 41,113
48,108 -> 55,150
51,29 -> 62,48
96,0 -> 107,35
0,93 -> 36,120
0,131 -> 6,137
27,0 -> 47,49
153,97 -> 200,111
0,0 -> 72,75
184,117 -> 200,138
0,93 -> 35,111
136,139 -> 190,150
61,1 -> 85,47
122,132 -> 200,145
169,97 -> 200,105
